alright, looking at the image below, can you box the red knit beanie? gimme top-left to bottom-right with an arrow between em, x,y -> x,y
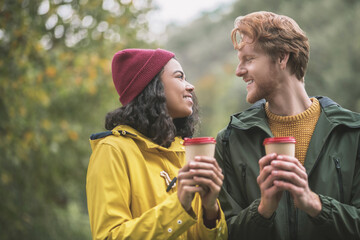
111,48 -> 175,105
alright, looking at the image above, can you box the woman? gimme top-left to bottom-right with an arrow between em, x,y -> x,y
86,48 -> 227,239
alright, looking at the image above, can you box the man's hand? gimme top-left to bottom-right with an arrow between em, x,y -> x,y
270,155 -> 322,217
257,153 -> 284,218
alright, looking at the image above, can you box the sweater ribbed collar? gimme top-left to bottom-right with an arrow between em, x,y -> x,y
265,98 -> 320,122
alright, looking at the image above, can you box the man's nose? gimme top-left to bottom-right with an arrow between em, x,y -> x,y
236,65 -> 246,77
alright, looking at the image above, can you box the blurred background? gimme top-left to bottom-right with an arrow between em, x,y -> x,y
1,0 -> 359,238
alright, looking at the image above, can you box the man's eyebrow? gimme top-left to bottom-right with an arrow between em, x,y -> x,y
240,53 -> 256,59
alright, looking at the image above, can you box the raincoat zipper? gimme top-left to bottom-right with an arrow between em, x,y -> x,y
286,191 -> 298,240
334,157 -> 344,203
240,163 -> 249,205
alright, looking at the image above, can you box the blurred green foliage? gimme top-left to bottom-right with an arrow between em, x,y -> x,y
1,0 -> 360,238
0,0 -> 154,238
164,0 -> 360,137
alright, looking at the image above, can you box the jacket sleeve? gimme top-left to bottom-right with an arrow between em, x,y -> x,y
215,130 -> 275,240
187,194 -> 228,240
86,142 -> 198,240
309,141 -> 360,239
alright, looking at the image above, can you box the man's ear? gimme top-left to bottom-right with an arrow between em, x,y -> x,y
278,52 -> 290,70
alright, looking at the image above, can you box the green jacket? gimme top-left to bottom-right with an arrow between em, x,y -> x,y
215,96 -> 360,240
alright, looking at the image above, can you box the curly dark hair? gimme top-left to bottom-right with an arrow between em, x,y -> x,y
105,70 -> 199,148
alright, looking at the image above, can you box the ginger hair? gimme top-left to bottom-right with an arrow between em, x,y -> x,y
231,11 -> 310,81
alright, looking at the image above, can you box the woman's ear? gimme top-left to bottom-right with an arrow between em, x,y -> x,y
278,52 -> 290,70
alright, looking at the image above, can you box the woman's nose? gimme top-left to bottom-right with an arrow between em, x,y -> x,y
185,82 -> 194,92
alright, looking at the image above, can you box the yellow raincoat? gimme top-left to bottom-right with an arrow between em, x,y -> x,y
86,125 -> 227,240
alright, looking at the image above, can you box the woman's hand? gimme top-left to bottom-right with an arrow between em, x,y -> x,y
188,156 -> 224,225
177,163 -> 202,212
177,156 -> 224,227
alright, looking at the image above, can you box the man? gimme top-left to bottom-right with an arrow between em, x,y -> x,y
215,11 -> 360,240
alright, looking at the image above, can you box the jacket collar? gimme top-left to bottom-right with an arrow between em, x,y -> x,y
229,99 -> 272,136
112,125 -> 185,153
317,96 -> 360,128
305,97 -> 360,175
229,96 -> 360,130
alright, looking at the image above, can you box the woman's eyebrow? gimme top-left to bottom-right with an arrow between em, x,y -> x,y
173,70 -> 184,75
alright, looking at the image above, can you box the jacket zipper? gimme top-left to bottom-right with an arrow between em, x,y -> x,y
240,163 -> 249,205
241,164 -> 246,185
286,191 -> 297,240
333,158 -> 345,203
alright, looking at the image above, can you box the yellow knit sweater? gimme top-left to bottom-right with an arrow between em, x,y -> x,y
265,98 -> 321,165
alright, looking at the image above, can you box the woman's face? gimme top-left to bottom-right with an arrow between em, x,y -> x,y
161,58 -> 194,119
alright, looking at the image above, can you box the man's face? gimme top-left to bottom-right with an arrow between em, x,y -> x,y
235,36 -> 282,103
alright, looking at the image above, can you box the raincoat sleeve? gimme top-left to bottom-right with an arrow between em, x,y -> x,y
308,140 -> 360,239
86,142 -> 227,240
188,194 -> 228,240
215,131 -> 274,240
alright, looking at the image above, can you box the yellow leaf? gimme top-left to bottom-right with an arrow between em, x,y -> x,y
24,131 -> 34,144
41,119 -> 51,130
37,90 -> 50,107
19,106 -> 27,117
60,120 -> 69,130
68,130 -> 79,141
75,76 -> 82,86
1,173 -> 11,185
88,68 -> 97,80
37,73 -> 43,84
89,85 -> 97,95
46,66 -> 57,78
